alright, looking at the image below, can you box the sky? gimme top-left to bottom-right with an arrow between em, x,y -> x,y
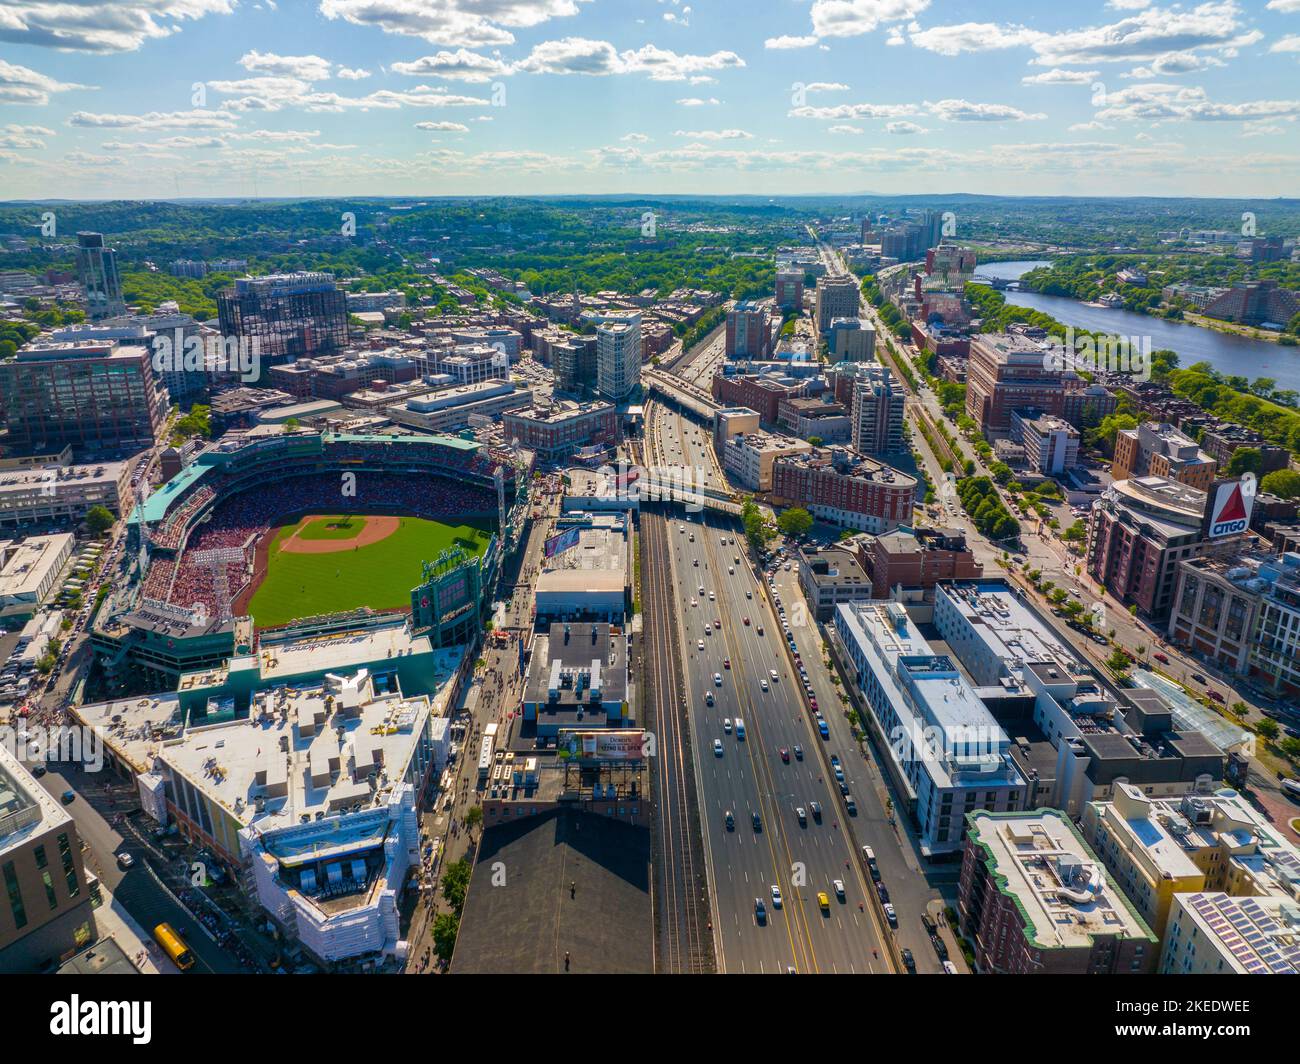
1,0 -> 1298,200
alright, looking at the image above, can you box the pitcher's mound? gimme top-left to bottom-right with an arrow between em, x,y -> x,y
280,514 -> 402,554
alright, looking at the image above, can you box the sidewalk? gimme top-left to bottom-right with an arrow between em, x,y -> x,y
94,884 -> 179,975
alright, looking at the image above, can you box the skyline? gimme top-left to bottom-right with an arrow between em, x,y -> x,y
0,1 -> 1298,200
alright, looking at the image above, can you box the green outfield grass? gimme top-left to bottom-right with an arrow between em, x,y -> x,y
246,513 -> 494,628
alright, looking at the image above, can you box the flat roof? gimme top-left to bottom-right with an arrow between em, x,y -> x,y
939,581 -> 1085,677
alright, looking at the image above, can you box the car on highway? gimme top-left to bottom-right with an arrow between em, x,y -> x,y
713,620 -> 721,630
693,558 -> 698,567
770,885 -> 783,909
723,658 -> 730,669
900,947 -> 916,972
728,567 -> 734,575
810,801 -> 822,822
780,747 -> 789,763
724,810 -> 734,830
884,903 -> 897,927
713,739 -> 723,756
756,625 -> 764,635
745,590 -> 752,599
708,592 -> 715,601
705,691 -> 714,706
754,898 -> 767,925
714,673 -> 722,686
697,639 -> 705,650
793,745 -> 803,760
796,806 -> 807,826
769,669 -> 779,681
752,811 -> 762,831
760,679 -> 768,691
833,879 -> 845,900
817,891 -> 830,913
723,718 -> 732,732
742,616 -> 749,625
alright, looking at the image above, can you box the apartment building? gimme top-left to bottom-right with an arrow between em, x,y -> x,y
1112,422 -> 1217,492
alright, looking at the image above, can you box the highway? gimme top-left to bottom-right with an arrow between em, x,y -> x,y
646,400 -> 890,973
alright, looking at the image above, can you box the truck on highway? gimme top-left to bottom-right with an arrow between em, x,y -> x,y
735,718 -> 745,740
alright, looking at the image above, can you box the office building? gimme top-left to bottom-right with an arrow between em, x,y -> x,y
0,746 -> 97,972
771,449 -> 915,533
1160,892 -> 1300,974
863,527 -> 982,598
725,301 -> 772,360
501,400 -> 619,464
75,232 -> 125,320
0,459 -> 132,532
0,340 -> 167,456
1082,784 -> 1300,943
1112,422 -> 1217,492
595,314 -> 642,402
958,809 -> 1157,974
777,396 -> 851,443
814,276 -> 860,333
721,431 -> 812,492
1011,411 -> 1079,476
774,269 -> 804,310
796,544 -> 873,620
712,371 -> 807,427
216,273 -> 349,375
0,533 -> 74,615
851,365 -> 906,456
827,317 -> 876,361
834,601 -> 1025,857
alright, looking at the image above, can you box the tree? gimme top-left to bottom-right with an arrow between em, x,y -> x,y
1255,718 -> 1280,742
807,436 -> 824,448
1260,469 -> 1300,500
1225,447 -> 1262,478
463,805 -> 483,835
776,507 -> 814,539
431,913 -> 459,964
85,505 -> 115,537
441,859 -> 472,914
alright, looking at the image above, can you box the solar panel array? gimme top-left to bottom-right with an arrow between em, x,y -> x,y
1189,893 -> 1300,974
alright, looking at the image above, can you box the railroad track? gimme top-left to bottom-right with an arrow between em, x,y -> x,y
636,439 -> 715,974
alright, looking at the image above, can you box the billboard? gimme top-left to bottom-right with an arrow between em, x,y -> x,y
559,729 -> 644,763
544,526 -> 581,558
1206,479 -> 1253,539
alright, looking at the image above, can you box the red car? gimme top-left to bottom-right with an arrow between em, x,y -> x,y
743,617 -> 750,626
1208,690 -> 1225,703
1153,652 -> 1169,664
780,748 -> 790,763
723,658 -> 731,669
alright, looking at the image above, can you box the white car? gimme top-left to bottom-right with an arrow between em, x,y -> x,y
723,718 -> 732,733
713,739 -> 723,756
745,590 -> 752,599
770,885 -> 783,909
770,669 -> 779,681
709,592 -> 715,601
728,567 -> 734,575
760,679 -> 769,692
697,639 -> 705,650
714,673 -> 722,686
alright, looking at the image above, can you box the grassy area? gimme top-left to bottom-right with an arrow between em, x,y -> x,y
247,514 -> 494,628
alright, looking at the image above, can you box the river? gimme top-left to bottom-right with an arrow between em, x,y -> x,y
971,260 -> 1300,392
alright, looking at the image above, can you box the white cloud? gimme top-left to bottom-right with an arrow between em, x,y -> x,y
908,22 -> 1045,56
1030,2 -> 1255,67
391,49 -> 514,82
620,132 -> 649,142
789,102 -> 919,120
0,0 -> 236,53
676,96 -> 720,106
1022,68 -> 1100,85
673,128 -> 752,139
764,35 -> 819,50
317,0 -> 590,48
514,38 -> 744,80
238,51 -> 333,81
0,59 -> 92,105
1125,51 -> 1226,77
810,0 -> 932,40
926,99 -> 1046,122
803,82 -> 850,93
68,109 -> 240,130
415,120 -> 470,132
885,120 -> 927,134
1095,82 -> 1300,121
827,124 -> 863,134
337,67 -> 371,80
1266,0 -> 1300,11
1271,35 -> 1300,55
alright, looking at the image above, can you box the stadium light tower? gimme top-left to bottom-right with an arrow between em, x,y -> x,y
190,546 -> 245,623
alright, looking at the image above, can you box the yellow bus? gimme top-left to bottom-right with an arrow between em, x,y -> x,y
153,922 -> 195,971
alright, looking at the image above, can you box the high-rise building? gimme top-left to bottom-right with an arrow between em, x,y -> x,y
774,269 -> 804,310
595,312 -> 642,402
965,333 -> 1117,435
216,272 -> 349,378
814,276 -> 860,333
552,336 -> 598,396
75,232 -> 125,320
0,339 -> 167,456
0,746 -> 98,971
1112,422 -> 1217,491
828,317 -> 876,361
725,301 -> 772,360
851,365 -> 905,455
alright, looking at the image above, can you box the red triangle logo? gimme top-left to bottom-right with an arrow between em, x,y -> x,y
1215,483 -> 1246,523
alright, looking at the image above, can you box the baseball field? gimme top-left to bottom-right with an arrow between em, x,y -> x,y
243,512 -> 494,629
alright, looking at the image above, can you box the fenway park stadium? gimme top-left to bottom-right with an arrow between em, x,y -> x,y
90,429 -> 531,694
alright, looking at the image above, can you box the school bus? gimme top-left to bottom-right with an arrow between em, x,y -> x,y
154,922 -> 195,971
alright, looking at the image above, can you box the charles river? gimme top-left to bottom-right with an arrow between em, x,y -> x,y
974,260 -> 1300,394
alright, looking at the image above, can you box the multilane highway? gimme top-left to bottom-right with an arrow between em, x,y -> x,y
646,400 -> 890,973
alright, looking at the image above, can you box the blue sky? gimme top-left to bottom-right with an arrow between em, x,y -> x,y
1,0 -> 1298,199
